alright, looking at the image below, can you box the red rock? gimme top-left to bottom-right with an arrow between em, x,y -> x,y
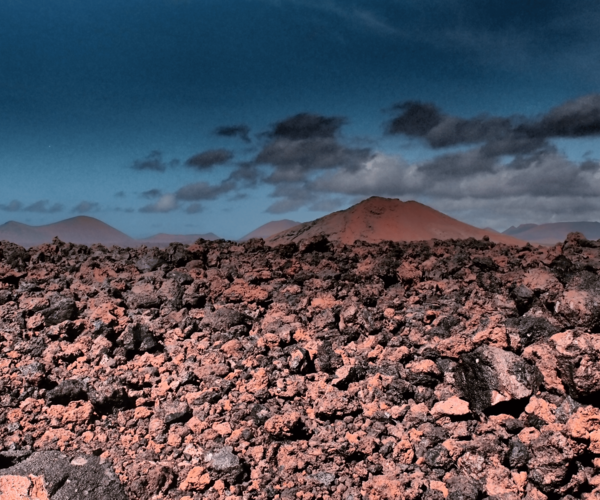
431,396 -> 470,417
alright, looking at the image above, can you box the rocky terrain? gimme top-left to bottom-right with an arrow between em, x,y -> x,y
2,231 -> 600,498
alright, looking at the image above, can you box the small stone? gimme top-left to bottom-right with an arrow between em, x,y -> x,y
431,396 -> 470,417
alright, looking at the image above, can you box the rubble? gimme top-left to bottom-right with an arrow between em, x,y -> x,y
2,233 -> 600,498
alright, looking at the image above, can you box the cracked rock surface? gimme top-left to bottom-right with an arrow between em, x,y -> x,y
3,233 -> 600,498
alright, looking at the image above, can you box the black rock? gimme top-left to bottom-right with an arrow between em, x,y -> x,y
207,446 -> 245,483
0,451 -> 126,499
201,306 -> 249,331
117,323 -> 158,353
507,316 -> 560,348
446,475 -> 480,500
88,382 -> 128,412
508,437 -> 530,468
46,379 -> 88,405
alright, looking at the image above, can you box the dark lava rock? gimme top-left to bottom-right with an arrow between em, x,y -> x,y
88,381 -> 128,412
455,345 -> 541,413
0,451 -> 126,499
507,316 -> 560,348
446,475 -> 480,500
41,297 -> 77,325
206,446 -> 244,483
117,322 -> 158,353
201,306 -> 249,332
46,379 -> 88,405
507,437 -> 530,468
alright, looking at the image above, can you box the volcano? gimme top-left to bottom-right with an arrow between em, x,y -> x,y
267,197 -> 525,246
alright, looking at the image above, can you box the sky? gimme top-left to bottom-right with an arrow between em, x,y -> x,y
1,0 -> 600,239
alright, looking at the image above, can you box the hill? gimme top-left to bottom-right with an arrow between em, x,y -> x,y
239,219 -> 301,241
267,196 -> 524,246
503,221 -> 600,245
0,216 -> 136,248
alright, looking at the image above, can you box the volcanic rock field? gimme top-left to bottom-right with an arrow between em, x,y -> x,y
2,232 -> 600,499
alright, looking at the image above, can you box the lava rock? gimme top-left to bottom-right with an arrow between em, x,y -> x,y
455,345 -> 542,413
46,379 -> 88,405
0,451 -> 126,499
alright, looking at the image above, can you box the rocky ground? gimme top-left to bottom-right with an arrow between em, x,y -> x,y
2,233 -> 600,499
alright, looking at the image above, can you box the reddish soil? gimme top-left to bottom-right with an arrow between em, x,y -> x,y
267,197 -> 525,247
1,231 -> 600,498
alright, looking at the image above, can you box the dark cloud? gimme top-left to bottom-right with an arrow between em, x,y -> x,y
24,200 -> 63,213
142,189 -> 162,199
185,149 -> 234,170
175,180 -> 236,201
139,194 -> 179,213
387,94 -> 600,155
185,202 -> 204,214
386,101 -> 523,152
0,200 -> 22,212
72,201 -> 99,213
270,113 -> 346,140
256,138 -> 372,182
387,101 -> 443,137
115,191 -> 126,198
132,151 -> 179,172
251,112 -> 373,212
215,125 -> 251,143
525,93 -> 600,138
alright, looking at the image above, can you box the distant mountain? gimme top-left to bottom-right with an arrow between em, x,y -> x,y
267,197 -> 525,246
139,233 -> 220,248
0,216 -> 136,248
0,217 -> 220,248
239,219 -> 301,242
503,224 -> 538,236
502,221 -> 600,245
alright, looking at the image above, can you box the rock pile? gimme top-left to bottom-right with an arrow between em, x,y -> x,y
2,232 -> 600,499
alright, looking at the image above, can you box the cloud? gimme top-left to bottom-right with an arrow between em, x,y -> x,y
247,112 -> 373,211
132,151 -> 179,172
253,113 -> 372,185
254,94 -> 600,219
387,94 -> 600,154
139,193 -> 179,213
24,200 -> 63,213
257,138 -> 372,182
142,189 -> 162,199
175,180 -> 236,201
115,191 -> 126,198
0,200 -> 22,212
185,203 -> 204,214
72,201 -> 99,213
269,113 -> 346,140
386,101 -> 532,154
185,149 -> 234,170
526,93 -> 600,138
215,125 -> 251,143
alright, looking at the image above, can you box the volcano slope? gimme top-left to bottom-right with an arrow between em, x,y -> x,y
3,233 -> 600,499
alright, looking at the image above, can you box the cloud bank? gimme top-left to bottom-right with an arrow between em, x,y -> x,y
126,94 -> 600,228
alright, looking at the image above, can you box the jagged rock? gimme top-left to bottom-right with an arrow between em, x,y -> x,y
46,380 -> 87,405
0,451 -> 126,499
455,345 -> 541,412
206,447 -> 244,483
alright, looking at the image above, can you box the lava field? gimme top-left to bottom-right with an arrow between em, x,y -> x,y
2,233 -> 600,499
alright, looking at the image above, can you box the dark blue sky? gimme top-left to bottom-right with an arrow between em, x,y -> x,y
2,0 -> 600,238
